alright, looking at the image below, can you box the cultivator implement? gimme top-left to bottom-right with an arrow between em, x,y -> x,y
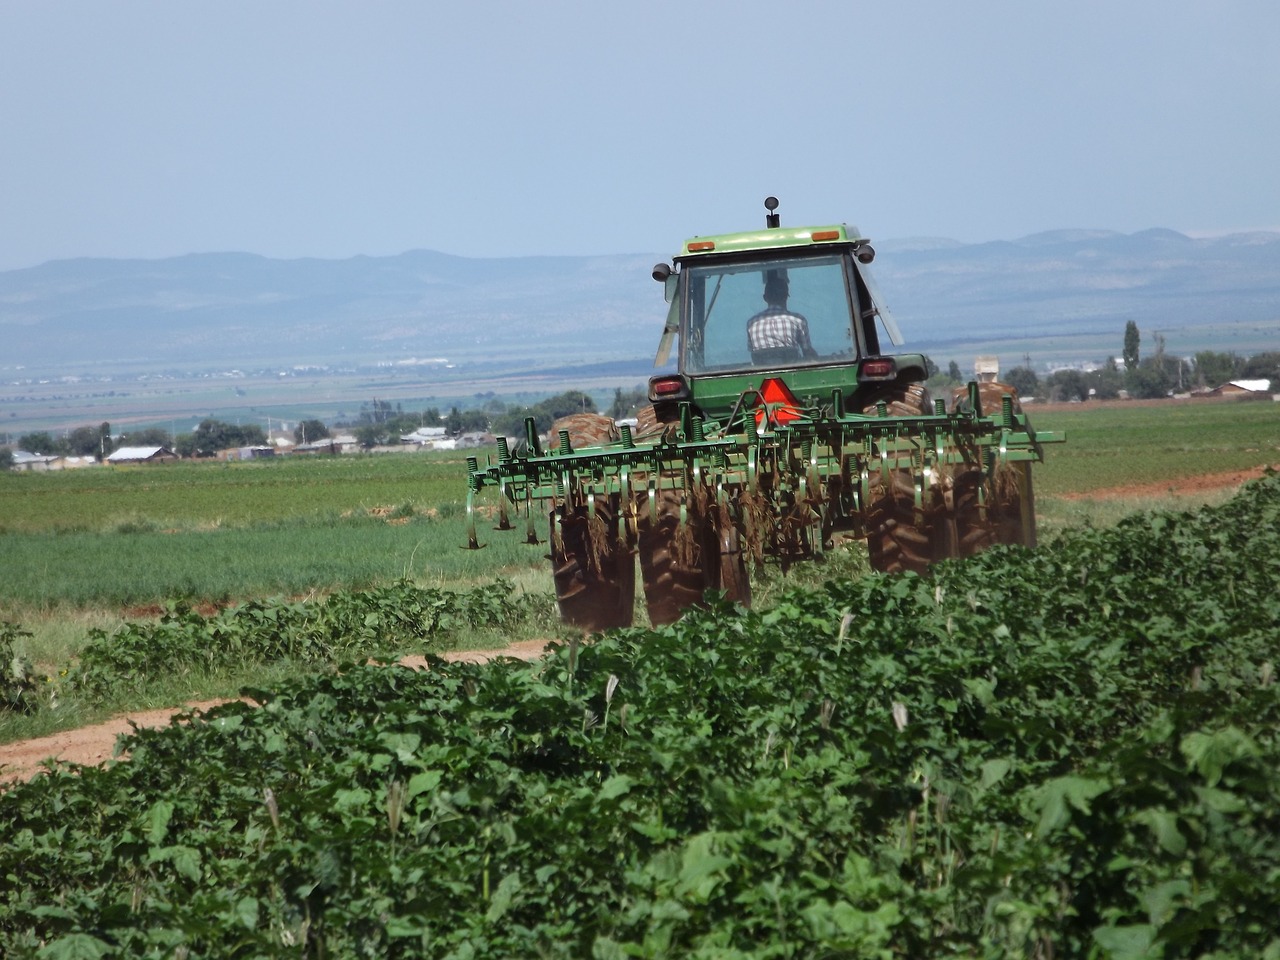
463,198 -> 1063,629
466,380 -> 1062,630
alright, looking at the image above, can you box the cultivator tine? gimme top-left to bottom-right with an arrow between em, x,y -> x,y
525,489 -> 539,544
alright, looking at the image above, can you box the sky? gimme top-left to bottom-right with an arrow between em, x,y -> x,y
2,1 -> 1279,271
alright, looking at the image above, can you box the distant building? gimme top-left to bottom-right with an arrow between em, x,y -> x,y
11,451 -> 61,472
105,446 -> 178,465
293,434 -> 361,454
1207,379 -> 1273,397
401,426 -> 447,445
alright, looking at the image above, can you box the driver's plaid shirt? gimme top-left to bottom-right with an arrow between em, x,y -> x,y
747,308 -> 814,353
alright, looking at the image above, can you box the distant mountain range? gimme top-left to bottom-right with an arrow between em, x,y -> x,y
4,229 -> 1279,379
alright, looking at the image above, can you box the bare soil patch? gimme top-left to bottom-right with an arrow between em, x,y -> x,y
1059,465 -> 1273,501
0,639 -> 553,786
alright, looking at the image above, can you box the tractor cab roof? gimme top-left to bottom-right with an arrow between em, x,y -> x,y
678,223 -> 869,259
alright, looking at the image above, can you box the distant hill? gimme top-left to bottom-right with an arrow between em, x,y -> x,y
3,229 -> 1279,378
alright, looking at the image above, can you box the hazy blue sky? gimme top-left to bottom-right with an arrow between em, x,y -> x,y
2,1 -> 1277,271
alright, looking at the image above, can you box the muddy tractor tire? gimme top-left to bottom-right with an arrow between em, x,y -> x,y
550,413 -> 619,450
550,494 -> 635,632
637,486 -> 715,626
861,383 -> 936,575
864,381 -> 932,417
945,382 -> 1036,550
950,380 -> 1023,418
948,462 -> 1037,550
633,405 -> 677,443
865,468 -> 935,575
991,460 -> 1037,548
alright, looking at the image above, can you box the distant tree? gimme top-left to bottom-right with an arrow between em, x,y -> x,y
186,419 -> 266,457
1004,366 -> 1040,399
1122,321 -> 1140,371
354,423 -> 388,449
489,408 -> 531,440
0,448 -> 12,471
922,355 -> 940,379
1240,351 -> 1280,381
539,390 -> 597,422
445,406 -> 464,436
458,409 -> 490,433
1192,351 -> 1242,389
61,426 -> 100,457
1126,358 -> 1174,399
608,386 -> 648,420
358,399 -> 396,425
18,432 -> 55,455
947,360 -> 963,382
1045,369 -> 1088,402
117,427 -> 171,448
294,419 -> 330,444
1085,365 -> 1124,400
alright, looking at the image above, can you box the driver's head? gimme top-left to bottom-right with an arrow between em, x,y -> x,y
763,272 -> 789,306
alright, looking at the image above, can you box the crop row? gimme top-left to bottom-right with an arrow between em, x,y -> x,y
1,579 -> 533,717
1,471 -> 1278,957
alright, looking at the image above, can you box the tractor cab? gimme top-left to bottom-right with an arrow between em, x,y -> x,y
649,198 -> 925,426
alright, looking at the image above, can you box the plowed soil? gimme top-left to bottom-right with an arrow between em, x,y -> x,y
1059,465 -> 1272,501
0,640 -> 551,785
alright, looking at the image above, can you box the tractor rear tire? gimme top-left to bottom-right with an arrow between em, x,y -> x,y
947,462 -> 1037,556
948,467 -> 998,557
992,461 -> 1037,549
865,468 -> 934,575
945,382 -> 1036,553
550,413 -> 618,450
637,486 -> 712,626
550,494 -> 635,632
950,380 -> 1024,417
634,405 -> 676,442
863,381 -> 932,417
861,385 -> 935,575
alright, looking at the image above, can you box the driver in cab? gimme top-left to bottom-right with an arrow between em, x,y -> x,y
747,272 -> 817,363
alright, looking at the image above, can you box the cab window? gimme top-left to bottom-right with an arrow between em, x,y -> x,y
681,254 -> 856,373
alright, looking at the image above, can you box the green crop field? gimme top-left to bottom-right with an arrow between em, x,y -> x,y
2,470 -> 1278,956
1027,398 -> 1278,496
0,398 -> 1275,618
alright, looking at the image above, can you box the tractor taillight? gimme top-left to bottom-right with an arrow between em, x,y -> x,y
810,230 -> 840,242
649,375 -> 689,402
859,358 -> 897,380
687,240 -> 716,252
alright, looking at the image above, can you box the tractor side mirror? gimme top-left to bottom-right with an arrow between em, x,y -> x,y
652,262 -> 677,303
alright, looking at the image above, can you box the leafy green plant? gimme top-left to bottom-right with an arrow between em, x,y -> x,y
66,579 -> 528,701
1,473 -> 1278,957
0,623 -> 39,714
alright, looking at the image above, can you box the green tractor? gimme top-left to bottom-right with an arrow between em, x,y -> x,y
466,198 -> 1062,630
